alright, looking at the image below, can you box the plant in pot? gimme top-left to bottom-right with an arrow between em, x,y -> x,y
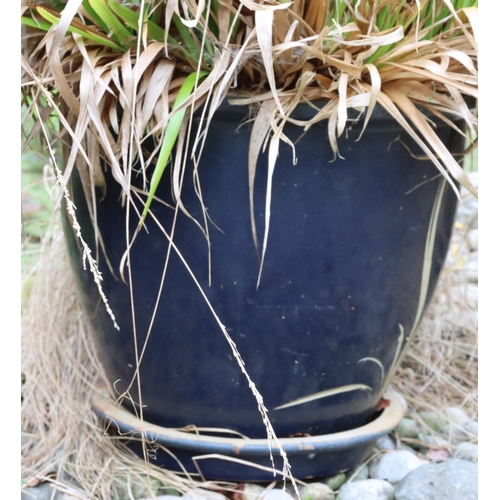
21,0 -> 478,483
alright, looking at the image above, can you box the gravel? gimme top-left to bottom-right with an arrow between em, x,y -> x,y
394,459 -> 478,500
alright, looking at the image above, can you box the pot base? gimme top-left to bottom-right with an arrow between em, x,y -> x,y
91,380 -> 404,481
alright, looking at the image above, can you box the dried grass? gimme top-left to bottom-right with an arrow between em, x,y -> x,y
21,186 -> 478,498
21,224 -> 238,499
393,195 -> 478,421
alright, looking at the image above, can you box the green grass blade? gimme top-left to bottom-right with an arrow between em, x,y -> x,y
172,13 -> 201,62
36,7 -> 125,51
21,16 -> 53,32
140,71 -> 208,225
81,0 -> 111,34
107,0 -> 167,42
88,0 -> 133,44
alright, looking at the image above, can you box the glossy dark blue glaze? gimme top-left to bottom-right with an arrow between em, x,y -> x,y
64,102 -> 461,444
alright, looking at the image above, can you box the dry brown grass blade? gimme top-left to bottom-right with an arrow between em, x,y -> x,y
256,130 -> 281,290
383,82 -> 476,197
239,0 -> 292,12
256,10 -> 284,115
358,63 -> 381,138
458,7 -> 478,44
248,99 -> 274,259
336,52 -> 351,136
140,59 -> 176,137
46,31 -> 80,116
274,384 -> 373,411
178,0 -> 206,28
374,87 -> 458,198
443,0 -> 477,51
384,62 -> 478,98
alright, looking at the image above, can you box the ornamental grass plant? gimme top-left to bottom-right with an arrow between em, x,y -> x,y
21,0 -> 479,495
22,0 -> 478,248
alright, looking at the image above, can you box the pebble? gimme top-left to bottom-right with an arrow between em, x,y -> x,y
463,420 -> 478,436
242,483 -> 266,500
325,472 -> 346,490
21,483 -> 86,500
419,434 -> 449,454
261,489 -> 296,500
182,492 -> 227,500
375,435 -> 396,451
424,447 -> 451,461
466,229 -> 478,251
397,418 -> 420,439
394,459 -> 477,500
452,442 -> 478,462
347,464 -> 370,481
444,407 -> 471,426
143,496 -> 182,500
21,483 -> 55,500
369,451 -> 425,484
444,406 -> 476,442
336,479 -> 394,500
299,482 -> 335,500
416,429 -> 430,442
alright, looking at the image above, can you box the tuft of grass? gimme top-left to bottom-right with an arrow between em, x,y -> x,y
21,0 -> 478,259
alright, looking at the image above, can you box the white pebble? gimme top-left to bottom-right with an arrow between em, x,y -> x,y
261,489 -> 295,500
444,407 -> 471,425
182,492 -> 227,500
369,450 -> 424,484
299,482 -> 335,500
463,420 -> 478,436
241,484 -> 266,500
453,442 -> 479,461
337,479 -> 394,500
466,229 -> 478,251
375,435 -> 396,451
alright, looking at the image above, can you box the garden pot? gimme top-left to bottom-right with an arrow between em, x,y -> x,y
63,101 -> 464,479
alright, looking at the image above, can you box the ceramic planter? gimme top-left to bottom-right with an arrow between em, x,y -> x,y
63,102 -> 463,479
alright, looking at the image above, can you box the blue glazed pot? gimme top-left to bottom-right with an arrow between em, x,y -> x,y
64,101 -> 463,479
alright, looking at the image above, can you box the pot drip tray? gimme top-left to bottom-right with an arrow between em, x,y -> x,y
91,379 -> 404,481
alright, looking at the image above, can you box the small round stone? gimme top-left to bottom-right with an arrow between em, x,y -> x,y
375,435 -> 396,451
397,418 -> 420,439
299,482 -> 335,500
453,442 -> 478,462
337,479 -> 394,500
444,406 -> 471,425
418,434 -> 449,455
394,458 -> 477,500
369,450 -> 424,484
466,229 -> 478,251
417,429 -> 430,441
347,464 -> 370,481
419,411 -> 446,432
325,473 -> 346,491
241,484 -> 266,500
261,489 -> 296,500
21,484 -> 55,500
182,492 -> 227,500
463,420 -> 478,436
148,496 -> 187,500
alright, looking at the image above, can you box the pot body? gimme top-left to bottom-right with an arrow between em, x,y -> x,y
64,103 -> 461,440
